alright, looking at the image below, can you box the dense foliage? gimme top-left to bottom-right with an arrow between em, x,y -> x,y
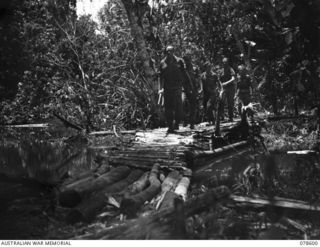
0,0 -> 319,130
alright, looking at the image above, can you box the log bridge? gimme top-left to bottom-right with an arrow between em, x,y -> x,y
57,120 -> 320,239
58,120 -> 252,224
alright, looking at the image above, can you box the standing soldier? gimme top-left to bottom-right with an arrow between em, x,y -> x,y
237,65 -> 252,115
159,45 -> 186,133
182,54 -> 199,129
218,57 -> 236,122
201,62 -> 219,124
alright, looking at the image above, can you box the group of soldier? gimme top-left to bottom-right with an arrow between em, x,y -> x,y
159,45 -> 252,133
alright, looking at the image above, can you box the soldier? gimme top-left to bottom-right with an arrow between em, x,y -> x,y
201,62 -> 219,124
237,65 -> 252,116
218,57 -> 236,122
159,46 -> 186,133
182,54 -> 199,129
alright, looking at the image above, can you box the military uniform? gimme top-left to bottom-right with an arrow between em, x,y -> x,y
237,71 -> 252,115
201,70 -> 219,123
219,65 -> 236,121
160,55 -> 185,132
182,56 -> 199,129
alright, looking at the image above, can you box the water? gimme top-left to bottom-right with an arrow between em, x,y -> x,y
0,127 -> 100,239
0,127 -> 99,185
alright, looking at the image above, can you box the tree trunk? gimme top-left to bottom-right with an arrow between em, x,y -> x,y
121,0 -> 156,92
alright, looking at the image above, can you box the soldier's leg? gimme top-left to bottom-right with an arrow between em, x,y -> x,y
182,91 -> 188,126
164,91 -> 174,131
226,88 -> 235,121
218,91 -> 226,121
173,89 -> 183,129
203,92 -> 209,121
207,94 -> 217,124
188,92 -> 197,128
238,94 -> 243,116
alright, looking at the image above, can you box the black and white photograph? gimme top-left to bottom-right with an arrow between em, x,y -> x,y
1,0 -> 320,241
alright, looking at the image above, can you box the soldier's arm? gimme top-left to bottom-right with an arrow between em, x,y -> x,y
199,75 -> 204,93
221,68 -> 236,87
159,69 -> 164,93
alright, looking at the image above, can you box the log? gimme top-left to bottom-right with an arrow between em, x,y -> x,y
185,140 -> 248,167
287,150 -> 316,155
89,130 -> 137,136
109,155 -> 183,163
127,172 -> 150,195
66,169 -> 144,224
230,195 -> 320,213
61,158 -> 109,187
121,146 -> 189,151
75,186 -> 231,239
111,149 -> 185,155
157,191 -> 181,211
109,153 -> 184,160
174,169 -> 192,201
188,141 -> 248,158
59,166 -> 131,207
3,123 -> 49,128
160,171 -> 182,192
155,170 -> 182,210
120,164 -> 161,217
108,156 -> 187,169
